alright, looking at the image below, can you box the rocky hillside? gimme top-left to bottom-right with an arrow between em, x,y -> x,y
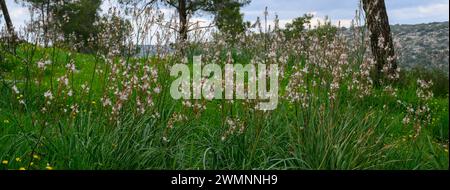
391,22 -> 449,73
341,21 -> 448,73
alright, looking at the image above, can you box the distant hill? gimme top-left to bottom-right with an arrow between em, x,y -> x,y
341,21 -> 449,73
391,21 -> 449,73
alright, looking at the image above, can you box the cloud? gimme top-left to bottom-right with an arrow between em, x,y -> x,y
5,1 -> 29,29
389,3 -> 449,24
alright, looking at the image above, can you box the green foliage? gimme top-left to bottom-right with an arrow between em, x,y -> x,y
283,14 -> 313,40
0,42 -> 20,74
118,0 -> 250,44
283,15 -> 338,42
17,0 -> 103,52
214,1 -> 248,42
54,0 -> 102,52
96,14 -> 133,56
308,16 -> 338,42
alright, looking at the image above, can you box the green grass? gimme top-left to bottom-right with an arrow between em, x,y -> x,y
0,45 -> 448,170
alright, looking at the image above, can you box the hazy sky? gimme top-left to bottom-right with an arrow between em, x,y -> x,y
2,0 -> 449,29
242,0 -> 449,26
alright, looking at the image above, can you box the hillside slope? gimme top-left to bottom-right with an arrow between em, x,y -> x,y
392,22 -> 449,72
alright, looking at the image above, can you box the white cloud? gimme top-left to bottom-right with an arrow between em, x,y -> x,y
417,3 -> 449,15
190,17 -> 213,28
5,2 -> 29,29
332,19 -> 353,28
389,3 -> 449,23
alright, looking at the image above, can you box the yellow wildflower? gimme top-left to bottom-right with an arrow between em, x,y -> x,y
46,163 -> 53,170
3,120 -> 9,124
2,160 -> 8,165
19,167 -> 26,170
15,157 -> 22,162
33,154 -> 40,160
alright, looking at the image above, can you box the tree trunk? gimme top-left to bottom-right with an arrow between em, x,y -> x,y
0,0 -> 16,39
44,0 -> 50,47
178,0 -> 188,45
362,0 -> 397,82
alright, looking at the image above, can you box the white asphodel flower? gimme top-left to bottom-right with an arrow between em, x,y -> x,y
153,87 -> 161,94
12,85 -> 19,94
301,67 -> 308,74
44,90 -> 54,100
37,61 -> 46,69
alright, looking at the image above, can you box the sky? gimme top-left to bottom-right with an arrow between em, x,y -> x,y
241,0 -> 449,27
2,0 -> 449,29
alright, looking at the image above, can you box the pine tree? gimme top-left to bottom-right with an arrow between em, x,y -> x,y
119,0 -> 250,45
